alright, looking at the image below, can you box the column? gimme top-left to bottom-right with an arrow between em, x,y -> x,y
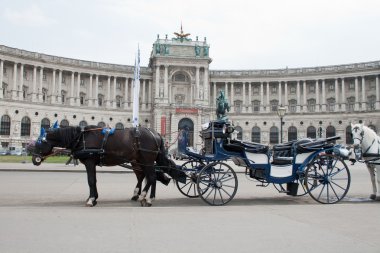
334,79 -> 339,111
147,80 -> 151,109
164,65 -> 168,99
69,72 -> 75,105
76,73 -> 81,106
19,64 -> 24,101
106,76 -> 111,107
248,82 -> 252,113
260,82 -> 264,112
376,75 -> 380,110
124,78 -> 129,109
224,82 -> 228,98
0,60 -> 3,99
94,75 -> 99,107
284,81 -> 288,106
39,67 -> 43,102
204,67 -> 209,101
52,69 -> 56,103
195,66 -> 200,100
278,81 -> 282,105
32,66 -> 37,102
315,80 -> 319,112
155,66 -> 160,98
58,70 -> 62,103
113,77 -> 117,109
303,80 -> 307,112
242,82 -> 246,112
142,79 -> 146,106
230,82 -> 234,113
341,78 -> 346,111
361,76 -> 366,111
296,80 -> 300,112
354,77 -> 359,111
266,82 -> 270,112
12,63 -> 17,99
88,74 -> 93,106
321,79 -> 326,111
213,82 -> 217,107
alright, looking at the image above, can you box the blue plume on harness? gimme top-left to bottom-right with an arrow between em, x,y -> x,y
101,128 -> 115,135
37,128 -> 46,144
52,121 -> 59,129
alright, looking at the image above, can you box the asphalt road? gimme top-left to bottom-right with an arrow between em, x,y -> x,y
0,161 -> 379,253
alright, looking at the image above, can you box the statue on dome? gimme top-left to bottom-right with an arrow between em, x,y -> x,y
216,90 -> 230,121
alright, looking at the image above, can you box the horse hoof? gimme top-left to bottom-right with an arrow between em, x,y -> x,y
370,194 -> 376,200
140,199 -> 146,207
144,202 -> 152,207
375,196 -> 380,201
131,196 -> 139,201
86,198 -> 97,207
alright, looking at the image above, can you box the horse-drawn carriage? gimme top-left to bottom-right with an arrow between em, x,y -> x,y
176,120 -> 352,205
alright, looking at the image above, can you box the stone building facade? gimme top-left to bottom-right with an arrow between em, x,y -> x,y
1,32 -> 380,150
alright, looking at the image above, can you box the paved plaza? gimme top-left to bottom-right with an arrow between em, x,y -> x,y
0,161 -> 379,253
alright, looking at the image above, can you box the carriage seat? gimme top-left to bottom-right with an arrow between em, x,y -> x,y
295,137 -> 335,154
223,139 -> 269,154
272,139 -> 315,165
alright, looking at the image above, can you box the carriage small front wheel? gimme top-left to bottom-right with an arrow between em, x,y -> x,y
176,160 -> 205,198
196,162 -> 238,206
305,154 -> 351,204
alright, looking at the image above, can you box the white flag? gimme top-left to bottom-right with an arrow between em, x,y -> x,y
132,45 -> 140,127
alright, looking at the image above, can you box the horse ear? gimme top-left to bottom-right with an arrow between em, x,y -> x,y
39,127 -> 46,138
52,121 -> 59,129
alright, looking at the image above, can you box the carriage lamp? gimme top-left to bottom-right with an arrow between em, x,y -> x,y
277,105 -> 286,143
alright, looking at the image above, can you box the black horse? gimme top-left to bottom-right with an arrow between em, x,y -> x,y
29,125 -> 181,207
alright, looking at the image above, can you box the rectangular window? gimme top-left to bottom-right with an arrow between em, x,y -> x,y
235,87 -> 241,95
349,82 -> 355,90
309,85 -> 315,93
43,74 -> 47,81
80,79 -> 84,86
290,86 -> 296,94
117,82 -> 121,89
253,87 -> 259,95
23,70 -> 27,80
271,86 -> 277,94
80,96 -> 84,105
253,101 -> 260,112
62,76 -> 66,84
99,81 -> 103,88
329,83 -> 335,91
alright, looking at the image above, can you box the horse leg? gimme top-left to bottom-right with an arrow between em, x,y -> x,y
375,165 -> 380,201
84,160 -> 98,207
138,165 -> 156,207
132,170 -> 145,201
146,172 -> 157,207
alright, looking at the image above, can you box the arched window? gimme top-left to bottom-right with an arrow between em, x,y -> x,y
97,122 -> 106,128
235,126 -> 243,140
346,125 -> 353,144
79,121 -> 88,128
0,115 -> 11,136
115,122 -> 124,130
251,126 -> 260,143
307,126 -> 316,139
288,126 -> 297,141
270,126 -> 279,144
326,125 -> 336,143
21,116 -> 31,136
60,119 -> 69,127
41,118 -> 50,130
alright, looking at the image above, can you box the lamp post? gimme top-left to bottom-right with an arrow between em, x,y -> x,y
277,104 -> 286,143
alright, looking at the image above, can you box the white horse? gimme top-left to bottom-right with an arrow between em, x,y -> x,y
351,123 -> 380,200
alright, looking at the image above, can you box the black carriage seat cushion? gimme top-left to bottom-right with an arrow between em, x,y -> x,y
295,138 -> 333,153
225,140 -> 269,154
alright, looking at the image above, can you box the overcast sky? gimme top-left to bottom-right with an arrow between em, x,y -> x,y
1,0 -> 379,70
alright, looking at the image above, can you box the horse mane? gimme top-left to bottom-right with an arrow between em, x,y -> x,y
58,126 -> 82,148
363,125 -> 378,139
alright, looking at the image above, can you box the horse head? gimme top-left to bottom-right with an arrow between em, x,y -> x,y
31,122 -> 62,166
351,123 -> 365,148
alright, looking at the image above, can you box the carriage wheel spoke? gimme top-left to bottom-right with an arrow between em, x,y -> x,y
331,180 -> 347,191
317,184 -> 326,201
328,182 -> 340,200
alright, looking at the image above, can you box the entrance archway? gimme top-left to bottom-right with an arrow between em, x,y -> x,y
178,118 -> 194,147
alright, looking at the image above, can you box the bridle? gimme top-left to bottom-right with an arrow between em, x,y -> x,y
352,126 -> 365,145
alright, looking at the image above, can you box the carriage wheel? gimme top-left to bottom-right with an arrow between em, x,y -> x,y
273,179 -> 309,197
305,154 -> 351,204
197,162 -> 238,206
176,160 -> 205,198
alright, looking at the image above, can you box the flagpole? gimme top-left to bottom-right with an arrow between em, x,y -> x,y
132,45 -> 140,127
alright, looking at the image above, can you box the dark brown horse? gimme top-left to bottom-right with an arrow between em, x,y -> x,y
29,125 -> 180,207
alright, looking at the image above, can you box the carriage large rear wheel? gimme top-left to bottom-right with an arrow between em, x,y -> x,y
305,154 -> 351,204
197,162 -> 238,206
176,160 -> 205,198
